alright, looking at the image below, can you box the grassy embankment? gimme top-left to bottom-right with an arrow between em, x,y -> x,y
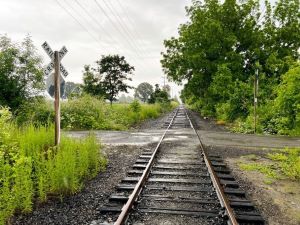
17,95 -> 177,130
0,107 -> 106,224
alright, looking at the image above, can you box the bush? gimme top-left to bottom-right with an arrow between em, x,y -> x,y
16,95 -> 175,131
0,108 -> 106,224
61,95 -> 108,130
273,65 -> 300,135
15,97 -> 54,126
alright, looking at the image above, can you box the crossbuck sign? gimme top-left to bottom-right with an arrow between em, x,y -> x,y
42,41 -> 69,77
42,41 -> 69,146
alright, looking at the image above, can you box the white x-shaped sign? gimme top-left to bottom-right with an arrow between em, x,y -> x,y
42,41 -> 69,77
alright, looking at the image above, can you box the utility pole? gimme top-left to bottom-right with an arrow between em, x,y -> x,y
54,51 -> 61,145
254,69 -> 258,134
162,75 -> 166,87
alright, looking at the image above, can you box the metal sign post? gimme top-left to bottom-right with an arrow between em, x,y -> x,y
42,42 -> 68,145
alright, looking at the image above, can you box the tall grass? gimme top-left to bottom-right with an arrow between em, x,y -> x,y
16,95 -> 177,130
0,107 -> 106,224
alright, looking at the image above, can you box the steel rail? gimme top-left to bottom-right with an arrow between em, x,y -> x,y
184,108 -> 239,225
114,107 -> 180,225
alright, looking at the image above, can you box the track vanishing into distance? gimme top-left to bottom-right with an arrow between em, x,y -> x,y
96,106 -> 265,225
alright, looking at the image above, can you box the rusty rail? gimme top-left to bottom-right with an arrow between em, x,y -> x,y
184,108 -> 239,225
114,108 -> 179,225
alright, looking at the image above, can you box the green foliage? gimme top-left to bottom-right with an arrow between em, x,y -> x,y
82,65 -> 105,97
64,81 -> 82,99
0,35 -> 44,111
16,95 -> 174,131
0,108 -> 106,224
148,84 -> 170,104
239,148 -> 300,182
82,55 -> 134,105
161,0 -> 300,135
273,65 -> 300,134
130,99 -> 141,113
134,82 -> 153,102
61,95 -> 107,130
15,97 -> 54,126
239,163 -> 279,179
268,148 -> 300,180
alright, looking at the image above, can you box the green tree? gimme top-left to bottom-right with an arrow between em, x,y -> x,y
161,0 -> 300,124
64,82 -> 81,99
0,35 -> 43,110
148,84 -> 169,104
82,65 -> 105,97
96,55 -> 134,105
134,82 -> 153,102
273,64 -> 300,134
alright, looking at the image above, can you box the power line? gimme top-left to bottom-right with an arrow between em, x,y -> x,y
113,0 -> 148,53
93,0 -> 141,57
93,0 -> 149,70
101,0 -> 146,56
55,0 -> 103,48
72,0 -> 120,53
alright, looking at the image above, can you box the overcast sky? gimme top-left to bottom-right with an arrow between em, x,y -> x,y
0,0 -> 277,98
0,0 -> 193,97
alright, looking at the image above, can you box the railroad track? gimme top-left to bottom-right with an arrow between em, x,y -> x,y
96,106 -> 265,225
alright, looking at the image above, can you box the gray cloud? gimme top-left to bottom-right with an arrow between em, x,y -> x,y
0,0 -> 274,98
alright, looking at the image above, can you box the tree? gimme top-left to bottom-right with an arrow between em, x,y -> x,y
94,55 -> 134,105
64,82 -> 81,99
82,65 -> 105,97
273,64 -> 300,133
0,35 -> 44,110
161,0 -> 300,122
134,82 -> 153,102
148,84 -> 169,104
162,84 -> 171,97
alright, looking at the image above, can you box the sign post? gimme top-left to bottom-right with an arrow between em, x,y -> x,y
42,42 -> 68,145
54,51 -> 61,145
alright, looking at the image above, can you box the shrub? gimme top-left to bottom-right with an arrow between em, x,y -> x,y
61,95 -> 108,130
15,97 -> 54,126
0,108 -> 106,224
16,95 -> 176,131
130,100 -> 141,113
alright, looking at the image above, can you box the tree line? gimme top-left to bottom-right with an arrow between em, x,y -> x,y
161,0 -> 300,135
0,34 -> 173,116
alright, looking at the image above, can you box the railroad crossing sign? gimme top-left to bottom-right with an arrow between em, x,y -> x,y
46,73 -> 65,98
42,41 -> 69,77
42,41 -> 69,146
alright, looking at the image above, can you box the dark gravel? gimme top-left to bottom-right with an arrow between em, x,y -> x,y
11,144 -> 151,225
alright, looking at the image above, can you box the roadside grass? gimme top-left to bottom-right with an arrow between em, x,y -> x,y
17,95 -> 177,130
0,107 -> 106,225
239,148 -> 300,182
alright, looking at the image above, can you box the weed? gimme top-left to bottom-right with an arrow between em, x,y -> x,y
240,148 -> 300,182
239,163 -> 279,179
0,108 -> 106,224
